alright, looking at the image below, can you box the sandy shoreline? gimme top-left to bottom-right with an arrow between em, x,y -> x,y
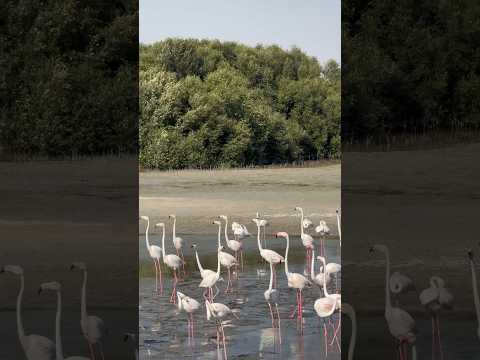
139,165 -> 341,235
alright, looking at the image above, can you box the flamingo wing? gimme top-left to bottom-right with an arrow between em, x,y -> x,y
23,334 -> 56,360
260,249 -> 284,264
86,315 -> 106,342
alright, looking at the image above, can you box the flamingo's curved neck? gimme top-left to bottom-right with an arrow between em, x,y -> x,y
145,218 -> 150,250
336,212 -> 341,241
17,275 -> 25,341
55,290 -> 64,360
81,270 -> 88,322
284,235 -> 290,275
217,224 -> 221,248
205,301 -> 212,321
384,248 -> 392,310
470,258 -> 480,327
299,209 -> 305,236
347,307 -> 356,360
256,224 -> 263,251
216,226 -> 221,275
224,217 -> 229,243
321,257 -> 330,297
172,218 -> 176,242
268,262 -> 274,291
194,249 -> 204,273
310,251 -> 316,279
161,226 -> 166,259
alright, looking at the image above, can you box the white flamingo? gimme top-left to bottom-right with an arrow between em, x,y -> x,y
219,215 -> 243,269
294,207 -> 314,275
70,262 -> 106,360
318,256 -> 341,347
156,222 -> 183,304
215,220 -> 238,293
255,212 -> 269,248
419,276 -> 453,360
253,218 -> 284,288
390,271 -> 416,299
1,265 -> 56,360
205,299 -> 239,360
177,291 -> 201,343
323,257 -> 341,293
264,262 -> 281,344
191,244 -> 216,280
314,296 -> 338,357
370,244 -> 417,360
231,221 -> 250,240
467,249 -> 480,340
341,303 -> 356,360
315,220 -> 329,257
140,216 -> 163,295
38,281 -> 90,360
123,333 -> 138,360
310,251 -> 331,294
276,231 -> 311,332
198,244 -> 223,302
169,214 -> 186,274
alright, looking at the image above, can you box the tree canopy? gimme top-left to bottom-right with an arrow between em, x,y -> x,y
140,39 -> 340,169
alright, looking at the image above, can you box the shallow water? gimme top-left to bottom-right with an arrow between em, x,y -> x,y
139,236 -> 341,359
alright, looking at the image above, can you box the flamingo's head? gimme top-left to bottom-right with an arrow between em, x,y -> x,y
468,249 -> 474,260
212,220 -> 221,226
294,206 -> 302,212
336,209 -> 339,214
252,218 -> 261,226
191,243 -> 197,249
38,281 -> 61,294
155,222 -> 165,228
276,231 -> 288,239
1,265 -> 23,275
169,214 -> 176,219
218,215 -> 227,220
317,256 -> 326,263
218,245 -> 225,251
70,261 -> 86,271
140,215 -> 149,221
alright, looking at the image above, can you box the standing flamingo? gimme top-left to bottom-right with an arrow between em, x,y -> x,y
467,249 -> 480,340
255,212 -> 269,248
38,281 -> 90,360
214,220 -> 238,293
156,222 -> 183,304
1,265 -> 56,360
419,276 -> 453,360
370,244 -> 417,360
70,262 -> 106,360
315,220 -> 330,257
253,218 -> 284,288
264,262 -> 281,344
294,207 -> 314,275
176,291 -> 201,345
205,299 -> 239,360
169,215 -> 186,275
318,256 -> 341,347
323,257 -> 341,293
219,215 -> 243,270
140,216 -> 163,295
276,231 -> 311,333
198,244 -> 223,302
191,244 -> 216,280
341,303 -> 357,360
314,296 -> 337,357
310,251 -> 331,294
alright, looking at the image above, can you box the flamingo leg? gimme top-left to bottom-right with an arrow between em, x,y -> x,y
88,342 -> 96,360
220,322 -> 228,360
323,320 -> 328,358
436,315 -> 443,360
241,250 -> 244,272
432,316 -> 436,360
330,314 -> 341,346
153,260 -> 158,294
275,303 -> 282,344
267,302 -> 275,328
180,248 -> 186,277
225,268 -> 232,293
299,290 -> 304,334
158,260 -> 163,295
170,269 -> 178,303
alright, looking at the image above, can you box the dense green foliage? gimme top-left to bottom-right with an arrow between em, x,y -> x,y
140,39 -> 340,169
0,0 -> 138,157
343,0 -> 480,144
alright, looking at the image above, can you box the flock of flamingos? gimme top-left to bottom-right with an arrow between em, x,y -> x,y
140,207 -> 344,359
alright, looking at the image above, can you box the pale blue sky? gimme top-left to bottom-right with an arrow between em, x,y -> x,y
140,0 -> 340,64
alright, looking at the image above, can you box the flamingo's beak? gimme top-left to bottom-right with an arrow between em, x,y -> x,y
38,287 -> 42,295
369,246 -> 374,253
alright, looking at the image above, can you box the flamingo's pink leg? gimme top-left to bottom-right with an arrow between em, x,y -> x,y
323,322 -> 328,358
241,250 -> 244,271
275,303 -> 282,344
330,315 -> 341,346
180,248 -> 186,277
272,264 -> 277,289
268,302 -> 274,328
170,270 -> 178,303
220,322 -> 228,360
436,315 -> 443,360
158,260 -> 163,295
153,260 -> 158,294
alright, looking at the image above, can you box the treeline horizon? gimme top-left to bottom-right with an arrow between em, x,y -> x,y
140,38 -> 340,170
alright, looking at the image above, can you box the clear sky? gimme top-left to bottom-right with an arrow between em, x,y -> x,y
139,0 -> 340,64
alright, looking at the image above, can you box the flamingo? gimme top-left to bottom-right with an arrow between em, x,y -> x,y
419,276 -> 453,360
253,218 -> 284,288
318,256 -> 341,347
1,265 -> 56,360
467,249 -> 480,340
176,291 -> 201,344
198,244 -> 223,302
140,215 -> 163,295
70,262 -> 106,360
169,214 -> 186,275
123,333 -> 138,360
205,299 -> 239,360
219,215 -> 243,270
231,221 -> 250,240
370,244 -> 417,360
191,244 -> 216,280
390,272 -> 415,297
294,207 -> 314,275
322,257 -> 341,293
341,303 -> 357,360
315,220 -> 329,257
38,281 -> 90,360
276,231 -> 311,332
264,262 -> 281,344
214,220 -> 238,293
255,212 -> 269,248
156,222 -> 183,304
310,251 -> 331,294
314,296 -> 338,357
